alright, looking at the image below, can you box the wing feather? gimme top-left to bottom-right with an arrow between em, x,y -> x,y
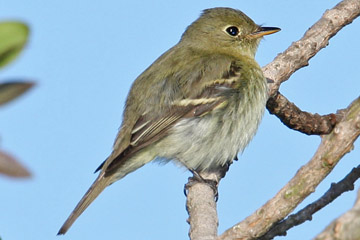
100,60 -> 242,175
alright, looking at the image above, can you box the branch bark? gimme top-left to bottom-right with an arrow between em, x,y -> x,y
186,172 -> 220,240
266,91 -> 339,135
258,165 -> 360,239
264,0 -> 360,97
218,97 -> 360,240
314,188 -> 360,240
187,0 -> 360,239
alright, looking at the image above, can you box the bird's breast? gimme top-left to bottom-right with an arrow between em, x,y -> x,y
155,68 -> 267,172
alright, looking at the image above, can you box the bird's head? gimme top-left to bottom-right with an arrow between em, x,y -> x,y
181,8 -> 280,58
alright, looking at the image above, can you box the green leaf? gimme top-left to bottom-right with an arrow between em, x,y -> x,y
0,21 -> 29,68
0,81 -> 34,106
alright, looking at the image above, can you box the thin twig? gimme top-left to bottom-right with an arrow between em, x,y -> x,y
219,97 -> 360,240
258,165 -> 360,240
314,188 -> 360,240
187,0 -> 360,239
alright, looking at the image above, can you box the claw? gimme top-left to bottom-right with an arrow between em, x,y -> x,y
184,169 -> 219,201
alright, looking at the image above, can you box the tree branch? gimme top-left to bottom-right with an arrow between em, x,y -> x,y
266,91 -> 339,135
258,165 -> 360,239
186,172 -> 219,240
186,165 -> 231,240
263,0 -> 360,97
314,188 -> 360,240
263,0 -> 360,135
219,97 -> 360,240
187,0 -> 360,239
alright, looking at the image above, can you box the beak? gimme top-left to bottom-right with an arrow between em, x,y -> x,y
251,27 -> 281,38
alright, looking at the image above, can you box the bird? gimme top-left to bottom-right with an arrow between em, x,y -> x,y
58,7 -> 280,235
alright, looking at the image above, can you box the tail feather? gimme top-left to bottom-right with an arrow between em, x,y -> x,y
57,173 -> 111,235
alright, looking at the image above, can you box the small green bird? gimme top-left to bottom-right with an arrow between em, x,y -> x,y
58,7 -> 279,234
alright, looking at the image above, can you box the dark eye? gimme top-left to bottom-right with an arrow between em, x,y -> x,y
226,26 -> 239,36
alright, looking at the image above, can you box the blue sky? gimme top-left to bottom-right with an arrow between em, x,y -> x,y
0,1 -> 359,239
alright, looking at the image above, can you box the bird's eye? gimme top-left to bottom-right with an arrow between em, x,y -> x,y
225,26 -> 239,36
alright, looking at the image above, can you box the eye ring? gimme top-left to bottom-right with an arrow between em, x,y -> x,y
225,26 -> 239,36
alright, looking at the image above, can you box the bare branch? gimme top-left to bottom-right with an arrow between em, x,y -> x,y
266,91 -> 339,135
258,165 -> 360,240
263,0 -> 360,97
263,0 -> 360,134
188,0 -> 360,239
314,188 -> 360,240
219,97 -> 360,240
186,172 -> 220,240
186,163 -> 231,240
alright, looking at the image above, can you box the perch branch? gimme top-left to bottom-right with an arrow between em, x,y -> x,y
314,188 -> 360,240
188,0 -> 360,239
219,97 -> 360,240
258,165 -> 360,239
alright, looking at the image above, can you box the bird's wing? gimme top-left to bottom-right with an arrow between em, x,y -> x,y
103,60 -> 242,175
58,57 -> 242,235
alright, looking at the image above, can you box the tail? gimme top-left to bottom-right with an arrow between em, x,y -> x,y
58,147 -> 154,235
57,172 -> 111,235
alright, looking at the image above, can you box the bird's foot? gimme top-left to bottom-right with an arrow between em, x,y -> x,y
184,169 -> 219,201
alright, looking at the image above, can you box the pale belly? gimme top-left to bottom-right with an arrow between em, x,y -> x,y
155,95 -> 266,172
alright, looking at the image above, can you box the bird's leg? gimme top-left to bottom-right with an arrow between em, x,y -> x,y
184,169 -> 219,201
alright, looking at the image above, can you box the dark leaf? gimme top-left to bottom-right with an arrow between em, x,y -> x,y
0,151 -> 31,178
0,81 -> 34,106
